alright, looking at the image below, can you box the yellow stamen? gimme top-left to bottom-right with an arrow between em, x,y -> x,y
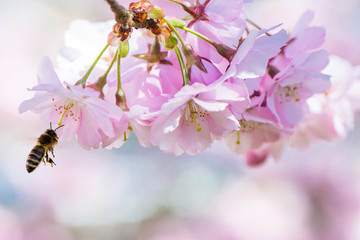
192,115 -> 202,132
58,105 -> 68,127
123,132 -> 127,141
286,86 -> 299,102
188,102 -> 202,132
236,131 -> 240,144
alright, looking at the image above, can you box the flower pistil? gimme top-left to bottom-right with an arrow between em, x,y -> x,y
184,100 -> 210,132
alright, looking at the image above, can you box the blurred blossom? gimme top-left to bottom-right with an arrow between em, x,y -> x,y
0,206 -> 23,240
57,19 -> 115,74
23,223 -> 75,240
135,217 -> 238,240
294,163 -> 360,240
290,55 -> 360,149
205,153 -> 360,240
208,177 -> 311,240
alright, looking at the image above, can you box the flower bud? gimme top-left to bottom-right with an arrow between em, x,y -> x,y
164,33 -> 177,49
182,43 -> 207,73
213,42 -> 236,62
245,149 -> 268,167
147,6 -> 165,19
118,40 -> 130,58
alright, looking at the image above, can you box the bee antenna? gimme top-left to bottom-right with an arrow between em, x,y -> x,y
54,125 -> 64,132
50,122 -> 53,130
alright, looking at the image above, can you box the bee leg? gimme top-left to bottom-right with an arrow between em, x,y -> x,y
46,148 -> 56,167
48,158 -> 56,167
49,147 -> 55,158
43,152 -> 49,166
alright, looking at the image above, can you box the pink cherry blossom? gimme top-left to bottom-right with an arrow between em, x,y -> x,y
266,49 -> 331,129
185,0 -> 250,63
129,95 -> 170,147
99,111 -> 132,149
189,58 -> 222,85
261,11 -> 330,129
116,60 -> 183,108
18,57 -> 124,150
244,140 -> 284,167
105,45 -> 183,108
150,82 -> 249,155
245,146 -> 269,166
289,55 -> 360,149
223,107 -> 282,156
285,10 -> 326,59
213,28 -> 289,84
17,0 -> 360,163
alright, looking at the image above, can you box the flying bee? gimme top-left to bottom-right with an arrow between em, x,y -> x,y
26,123 -> 64,173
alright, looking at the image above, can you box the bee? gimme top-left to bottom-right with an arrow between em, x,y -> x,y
26,123 -> 64,173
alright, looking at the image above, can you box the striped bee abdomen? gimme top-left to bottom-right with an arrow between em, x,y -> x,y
26,145 -> 46,173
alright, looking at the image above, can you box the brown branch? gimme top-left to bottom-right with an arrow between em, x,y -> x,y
105,0 -> 162,38
104,0 -> 132,25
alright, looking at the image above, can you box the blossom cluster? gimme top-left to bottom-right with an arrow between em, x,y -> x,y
19,0 -> 360,164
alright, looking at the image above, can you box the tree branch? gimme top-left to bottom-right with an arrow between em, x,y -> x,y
104,0 -> 132,25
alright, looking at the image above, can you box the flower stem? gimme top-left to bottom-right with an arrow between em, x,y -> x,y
246,19 -> 271,36
163,18 -> 190,85
76,44 -> 109,87
91,49 -> 118,98
103,49 -> 118,78
115,44 -> 128,110
163,18 -> 186,47
179,26 -> 236,62
174,45 -> 189,85
117,46 -> 121,89
181,27 -> 213,45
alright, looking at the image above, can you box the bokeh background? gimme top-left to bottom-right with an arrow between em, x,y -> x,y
1,0 -> 360,239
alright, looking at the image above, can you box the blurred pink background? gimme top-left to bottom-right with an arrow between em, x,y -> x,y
1,0 -> 360,239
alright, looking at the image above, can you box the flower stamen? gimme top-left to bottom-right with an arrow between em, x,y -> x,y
187,101 -> 201,132
185,100 -> 211,132
58,104 -> 70,127
286,86 -> 300,102
52,98 -> 78,126
239,119 -> 256,133
236,131 -> 240,144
